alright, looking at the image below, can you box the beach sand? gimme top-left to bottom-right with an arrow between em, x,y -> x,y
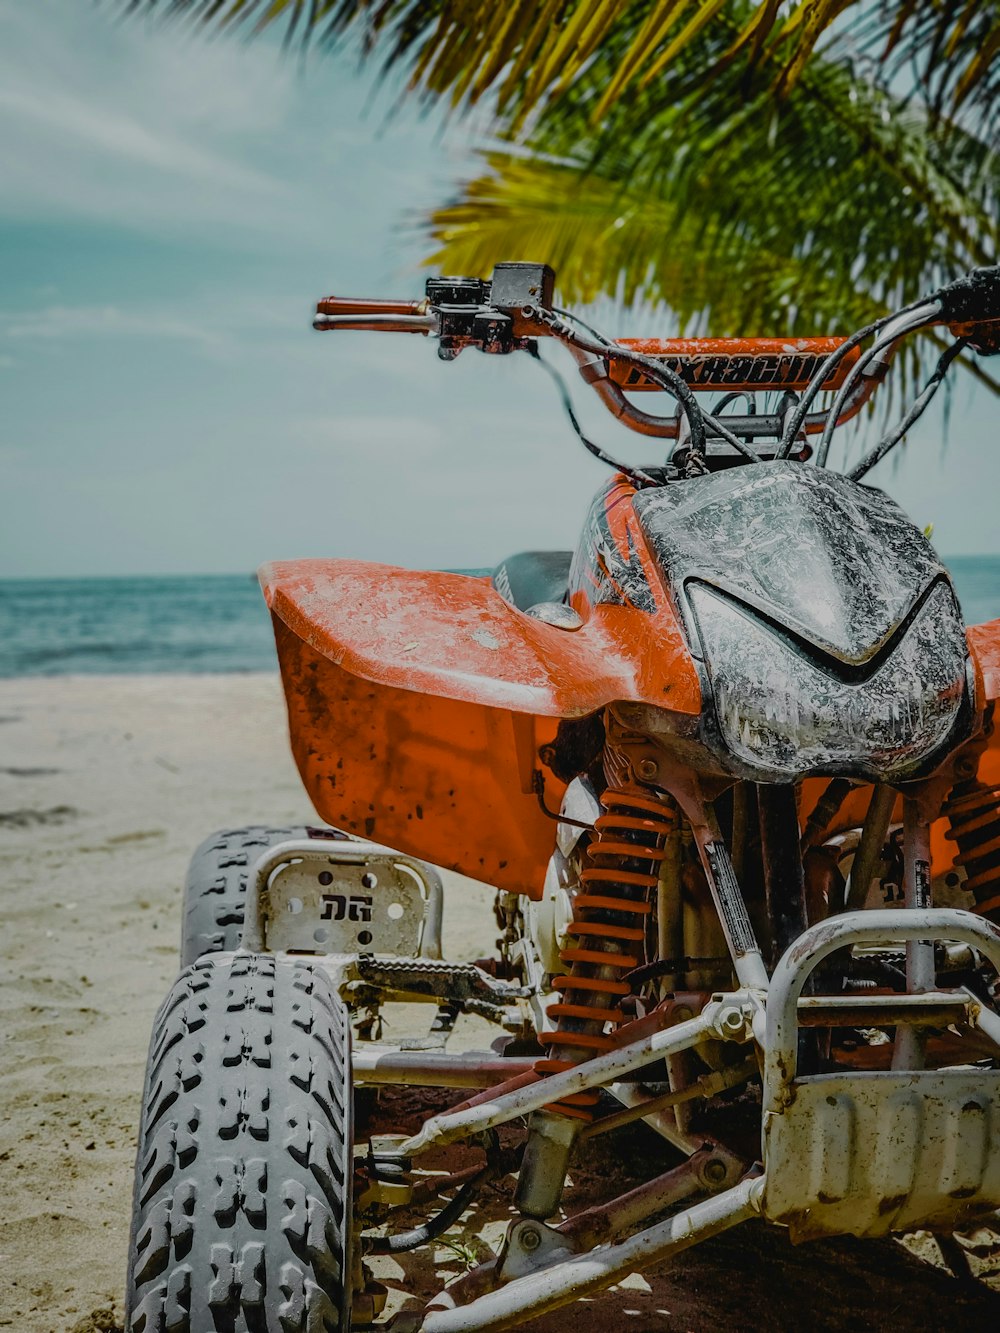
3,674 -> 1000,1332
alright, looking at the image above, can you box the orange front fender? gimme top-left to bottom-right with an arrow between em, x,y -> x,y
260,559 -> 700,894
261,559 -> 700,719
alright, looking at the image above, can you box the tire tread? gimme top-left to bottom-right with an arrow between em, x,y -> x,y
126,954 -> 350,1332
181,826 -> 311,967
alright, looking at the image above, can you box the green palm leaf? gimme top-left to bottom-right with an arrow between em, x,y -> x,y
426,148 -> 925,336
119,1 -> 1000,135
429,19 -> 997,316
117,0 -> 997,392
424,28 -> 997,403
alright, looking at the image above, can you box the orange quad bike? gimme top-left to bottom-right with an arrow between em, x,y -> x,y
126,263 -> 1000,1332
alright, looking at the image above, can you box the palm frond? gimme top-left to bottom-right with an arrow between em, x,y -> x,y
428,152 -> 903,335
550,76 -> 995,279
424,30 -> 998,354
118,1 -> 1000,137
852,0 -> 1000,138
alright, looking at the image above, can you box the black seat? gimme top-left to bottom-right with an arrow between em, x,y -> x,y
492,550 -> 573,612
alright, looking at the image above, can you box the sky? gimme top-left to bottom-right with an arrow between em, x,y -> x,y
1,0 -> 997,579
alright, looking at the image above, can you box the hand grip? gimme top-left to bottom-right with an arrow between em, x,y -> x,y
315,295 -> 428,318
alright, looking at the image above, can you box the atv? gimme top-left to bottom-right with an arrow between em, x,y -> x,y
125,262 -> 1000,1331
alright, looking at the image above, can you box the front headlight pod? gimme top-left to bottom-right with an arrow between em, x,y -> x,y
688,580 -> 968,782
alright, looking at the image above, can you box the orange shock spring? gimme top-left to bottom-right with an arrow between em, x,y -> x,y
537,786 -> 677,1119
944,778 -> 1000,920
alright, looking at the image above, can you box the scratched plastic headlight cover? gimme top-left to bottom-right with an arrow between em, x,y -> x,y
688,580 -> 968,782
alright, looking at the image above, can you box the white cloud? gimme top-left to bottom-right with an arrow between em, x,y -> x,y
0,1 -> 463,250
0,283 -> 313,363
0,83 -> 276,194
0,3 -> 322,238
0,302 -> 226,350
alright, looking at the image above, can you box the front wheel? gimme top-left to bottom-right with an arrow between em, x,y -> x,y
125,953 -> 353,1332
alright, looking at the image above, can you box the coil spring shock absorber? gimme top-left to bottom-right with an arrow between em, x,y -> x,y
537,786 -> 677,1118
945,779 -> 1000,920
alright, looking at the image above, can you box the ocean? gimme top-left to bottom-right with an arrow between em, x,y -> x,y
1,558 -> 999,678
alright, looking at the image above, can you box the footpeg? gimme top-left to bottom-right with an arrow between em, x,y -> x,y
351,956 -> 531,1022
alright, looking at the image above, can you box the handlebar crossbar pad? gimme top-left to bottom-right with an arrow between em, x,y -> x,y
608,337 -> 859,392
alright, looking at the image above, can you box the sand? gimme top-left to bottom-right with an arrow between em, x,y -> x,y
3,673 -> 1000,1332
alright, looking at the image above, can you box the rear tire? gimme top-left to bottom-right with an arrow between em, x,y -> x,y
125,952 -> 353,1333
181,826 -> 348,968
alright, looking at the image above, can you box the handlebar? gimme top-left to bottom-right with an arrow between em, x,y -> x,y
312,261 -> 1000,469
313,294 -> 861,389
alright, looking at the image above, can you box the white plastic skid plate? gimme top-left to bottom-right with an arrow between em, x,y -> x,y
761,909 -> 1000,1240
